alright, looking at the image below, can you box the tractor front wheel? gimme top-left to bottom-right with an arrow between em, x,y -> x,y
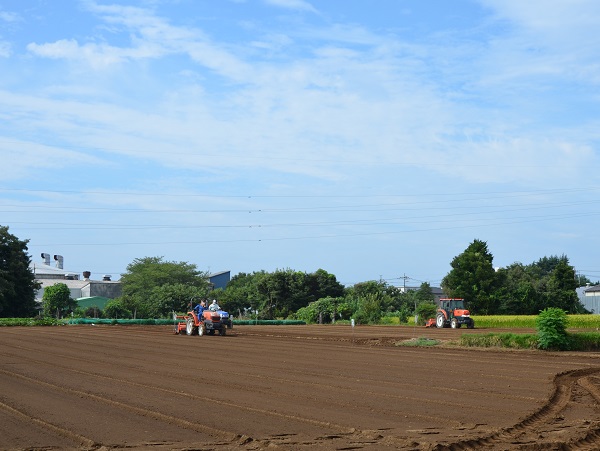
219,328 -> 226,336
186,318 -> 196,336
436,314 -> 445,328
451,318 -> 460,329
197,323 -> 205,336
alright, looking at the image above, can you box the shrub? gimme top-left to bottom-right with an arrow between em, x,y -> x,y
415,302 -> 437,326
354,294 -> 382,325
460,333 -> 538,349
567,332 -> 600,351
536,308 -> 569,350
397,337 -> 440,347
379,315 -> 399,325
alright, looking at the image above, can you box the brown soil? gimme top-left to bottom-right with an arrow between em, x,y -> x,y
1,324 -> 599,450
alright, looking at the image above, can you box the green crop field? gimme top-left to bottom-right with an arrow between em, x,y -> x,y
471,314 -> 600,329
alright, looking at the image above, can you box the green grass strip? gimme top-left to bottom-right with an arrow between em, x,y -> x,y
460,333 -> 539,349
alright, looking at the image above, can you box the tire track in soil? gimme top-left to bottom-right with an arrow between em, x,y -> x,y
1,345 -> 375,433
0,342 -> 521,426
430,367 -> 600,450
1,330 -> 548,406
2,360 -> 397,449
0,368 -> 258,448
0,340 -> 511,449
3,327 -> 598,450
0,366 -> 417,450
0,326 -> 564,410
0,398 -> 97,448
1,346 -> 464,437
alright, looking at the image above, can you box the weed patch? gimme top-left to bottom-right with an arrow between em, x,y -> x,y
460,333 -> 538,349
397,337 -> 440,347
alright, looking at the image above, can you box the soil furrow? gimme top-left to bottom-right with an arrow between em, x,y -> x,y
2,325 -> 599,450
0,398 -> 97,448
431,367 -> 600,450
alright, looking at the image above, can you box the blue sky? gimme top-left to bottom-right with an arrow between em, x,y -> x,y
1,0 -> 599,287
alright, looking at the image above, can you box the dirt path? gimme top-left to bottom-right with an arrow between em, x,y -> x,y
0,324 -> 599,450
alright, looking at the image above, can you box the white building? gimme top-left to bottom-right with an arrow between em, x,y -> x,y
32,253 -> 122,303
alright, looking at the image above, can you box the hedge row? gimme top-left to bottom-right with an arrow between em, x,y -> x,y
64,318 -> 306,326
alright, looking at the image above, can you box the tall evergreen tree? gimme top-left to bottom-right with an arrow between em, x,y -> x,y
546,259 -> 582,313
441,239 -> 499,314
0,226 -> 39,317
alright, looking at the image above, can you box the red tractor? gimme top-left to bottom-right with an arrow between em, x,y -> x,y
436,298 -> 475,329
174,308 -> 232,336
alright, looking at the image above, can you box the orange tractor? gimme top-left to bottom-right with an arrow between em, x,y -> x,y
174,307 -> 232,336
434,298 -> 475,329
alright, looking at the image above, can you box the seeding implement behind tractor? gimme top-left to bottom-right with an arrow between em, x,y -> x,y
174,308 -> 233,336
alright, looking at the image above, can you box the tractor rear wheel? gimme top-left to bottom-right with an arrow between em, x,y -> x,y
185,318 -> 196,336
436,314 -> 445,328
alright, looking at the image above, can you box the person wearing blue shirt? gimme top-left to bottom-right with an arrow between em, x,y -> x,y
194,300 -> 207,319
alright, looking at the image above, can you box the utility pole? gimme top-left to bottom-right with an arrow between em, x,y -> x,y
400,273 -> 416,323
400,273 -> 409,292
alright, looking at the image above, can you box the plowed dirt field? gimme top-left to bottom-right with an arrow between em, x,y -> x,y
1,324 -> 599,450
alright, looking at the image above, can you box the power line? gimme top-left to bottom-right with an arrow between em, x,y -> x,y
1,186 -> 599,199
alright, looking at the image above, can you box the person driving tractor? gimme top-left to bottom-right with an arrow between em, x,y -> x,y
209,299 -> 221,311
193,300 -> 207,318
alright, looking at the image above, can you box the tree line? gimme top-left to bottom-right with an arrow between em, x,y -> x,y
0,225 -> 594,320
441,239 -> 587,315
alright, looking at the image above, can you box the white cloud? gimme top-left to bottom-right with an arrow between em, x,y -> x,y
0,10 -> 19,22
28,3 -> 250,80
0,41 -> 10,57
263,0 -> 318,14
480,0 -> 600,34
4,1 -> 600,284
477,0 -> 600,85
27,39 -> 125,68
10,0 -> 600,190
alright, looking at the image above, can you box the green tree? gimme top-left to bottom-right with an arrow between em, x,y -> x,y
497,256 -> 582,314
119,256 -> 211,318
354,293 -> 382,324
146,282 -> 211,318
415,282 -> 435,304
104,298 -> 132,319
227,268 -> 346,320
83,306 -> 103,318
496,263 -> 541,314
42,283 -> 76,318
218,271 -> 266,317
442,239 -> 499,314
0,226 -> 39,317
343,279 -> 406,321
305,269 -> 345,302
256,269 -> 310,319
294,296 -> 349,324
546,260 -> 582,313
415,302 -> 437,326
